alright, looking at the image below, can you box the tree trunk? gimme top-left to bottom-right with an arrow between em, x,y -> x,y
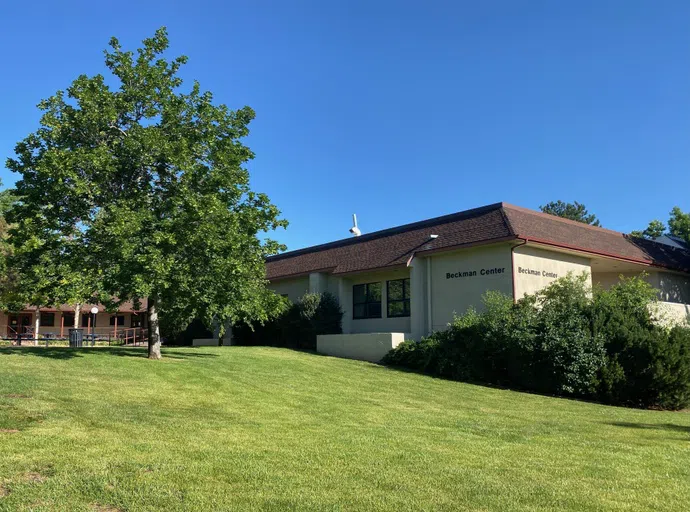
74,303 -> 81,328
34,309 -> 40,346
148,297 -> 162,360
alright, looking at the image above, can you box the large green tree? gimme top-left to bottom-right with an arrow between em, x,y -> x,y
0,181 -> 19,314
6,28 -> 287,358
540,200 -> 601,226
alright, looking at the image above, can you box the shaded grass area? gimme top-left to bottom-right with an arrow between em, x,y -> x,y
0,346 -> 688,511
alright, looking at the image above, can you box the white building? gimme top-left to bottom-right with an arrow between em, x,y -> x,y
265,203 -> 690,360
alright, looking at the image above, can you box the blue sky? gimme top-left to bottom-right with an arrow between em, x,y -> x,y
1,1 -> 689,251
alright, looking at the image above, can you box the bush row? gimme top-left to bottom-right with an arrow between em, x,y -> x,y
383,274 -> 690,410
233,292 -> 343,350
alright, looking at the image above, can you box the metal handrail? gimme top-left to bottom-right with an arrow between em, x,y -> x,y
1,324 -> 149,345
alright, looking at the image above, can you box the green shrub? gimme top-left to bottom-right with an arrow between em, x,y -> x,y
233,292 -> 343,350
535,274 -> 606,396
312,292 -> 346,335
383,273 -> 690,410
655,327 -> 690,409
591,275 -> 690,409
381,337 -> 442,374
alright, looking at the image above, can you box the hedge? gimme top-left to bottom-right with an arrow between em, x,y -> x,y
233,292 -> 343,350
383,274 -> 690,410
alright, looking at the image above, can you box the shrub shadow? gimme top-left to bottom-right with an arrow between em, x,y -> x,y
607,421 -> 690,434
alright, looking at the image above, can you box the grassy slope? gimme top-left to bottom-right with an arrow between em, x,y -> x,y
0,346 -> 688,512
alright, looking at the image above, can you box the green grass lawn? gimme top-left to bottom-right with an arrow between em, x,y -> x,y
0,346 -> 688,511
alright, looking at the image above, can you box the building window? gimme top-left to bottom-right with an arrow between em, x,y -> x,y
387,278 -> 410,317
353,282 -> 382,319
110,315 -> 125,327
62,313 -> 75,327
40,312 -> 55,327
82,314 -> 95,328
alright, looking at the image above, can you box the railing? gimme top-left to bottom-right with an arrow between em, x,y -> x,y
0,325 -> 149,346
110,327 -> 149,346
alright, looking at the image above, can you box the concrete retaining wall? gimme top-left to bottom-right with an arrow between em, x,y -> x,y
317,332 -> 407,363
192,338 -> 218,347
655,301 -> 690,327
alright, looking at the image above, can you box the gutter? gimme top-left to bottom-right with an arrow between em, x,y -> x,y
518,236 -> 664,269
511,236 -> 690,300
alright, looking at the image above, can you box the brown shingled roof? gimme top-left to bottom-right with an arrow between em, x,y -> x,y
22,299 -> 148,313
502,204 -> 690,271
265,202 -> 690,280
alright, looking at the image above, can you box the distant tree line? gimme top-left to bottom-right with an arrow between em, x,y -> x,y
540,200 -> 690,245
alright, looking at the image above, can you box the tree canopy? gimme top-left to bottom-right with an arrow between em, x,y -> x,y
6,28 -> 287,357
631,208 -> 690,244
0,181 -> 18,311
539,200 -> 601,226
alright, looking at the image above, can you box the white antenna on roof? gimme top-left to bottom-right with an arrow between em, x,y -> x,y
349,214 -> 361,237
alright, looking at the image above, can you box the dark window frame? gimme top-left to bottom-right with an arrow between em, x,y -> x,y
387,278 -> 411,318
110,315 -> 126,327
131,314 -> 143,328
40,312 -> 55,327
81,314 -> 95,328
62,313 -> 75,327
352,282 -> 382,320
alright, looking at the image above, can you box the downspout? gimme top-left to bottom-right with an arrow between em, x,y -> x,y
426,257 -> 432,334
511,238 -> 528,302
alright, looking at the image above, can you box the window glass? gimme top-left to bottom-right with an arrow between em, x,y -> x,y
368,302 -> 382,318
62,313 -> 75,327
82,314 -> 95,327
353,282 -> 382,319
388,301 -> 405,317
40,312 -> 55,327
388,279 -> 403,300
353,304 -> 366,319
353,284 -> 367,304
387,278 -> 411,318
110,315 -> 126,326
369,282 -> 382,302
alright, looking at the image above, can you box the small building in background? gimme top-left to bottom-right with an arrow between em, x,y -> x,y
2,299 -> 147,343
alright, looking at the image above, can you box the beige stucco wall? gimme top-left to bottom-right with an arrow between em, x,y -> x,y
339,268 -> 412,334
592,271 -> 649,290
513,245 -> 591,299
317,332 -> 406,363
429,244 -> 513,331
654,302 -> 690,327
593,270 -> 690,326
192,338 -> 218,346
657,271 -> 690,304
268,276 -> 310,303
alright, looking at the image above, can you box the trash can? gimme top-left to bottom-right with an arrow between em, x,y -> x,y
68,328 -> 84,348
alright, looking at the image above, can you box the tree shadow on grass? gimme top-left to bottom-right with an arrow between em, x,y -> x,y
606,422 -> 690,434
0,346 -> 218,360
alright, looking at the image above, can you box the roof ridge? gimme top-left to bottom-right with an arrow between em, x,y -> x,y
498,202 -> 516,236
